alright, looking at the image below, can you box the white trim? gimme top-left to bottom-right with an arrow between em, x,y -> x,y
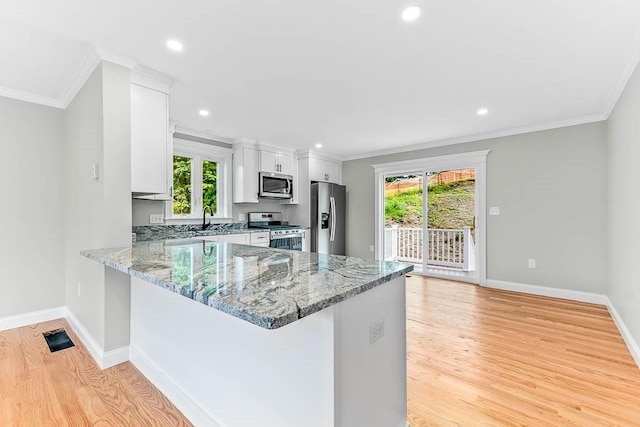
175,127 -> 234,145
60,46 -> 101,108
372,150 -> 490,175
130,345 -> 222,427
131,65 -> 174,94
295,149 -> 344,162
345,115 -> 605,161
0,86 -> 64,109
484,279 -> 609,305
64,308 -> 129,369
373,150 -> 488,286
94,46 -> 139,69
602,27 -> 640,118
0,306 -> 65,332
605,299 -> 640,368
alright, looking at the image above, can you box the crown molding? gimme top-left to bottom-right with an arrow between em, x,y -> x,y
60,46 -> 101,108
131,65 -> 174,94
342,113 -> 606,161
174,126 -> 233,145
295,149 -> 343,162
602,28 -> 640,119
0,86 -> 64,108
95,46 -> 139,69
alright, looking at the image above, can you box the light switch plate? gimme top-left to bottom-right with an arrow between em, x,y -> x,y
489,206 -> 500,215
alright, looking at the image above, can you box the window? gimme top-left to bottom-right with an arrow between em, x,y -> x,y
166,139 -> 232,221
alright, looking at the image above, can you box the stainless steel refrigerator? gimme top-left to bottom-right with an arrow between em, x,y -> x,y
310,182 -> 346,255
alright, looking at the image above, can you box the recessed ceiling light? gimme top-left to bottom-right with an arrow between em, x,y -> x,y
401,6 -> 422,22
315,143 -> 323,149
477,108 -> 489,116
199,110 -> 210,117
166,39 -> 183,52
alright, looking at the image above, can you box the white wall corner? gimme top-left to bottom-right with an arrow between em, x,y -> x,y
602,27 -> 640,118
65,308 -> 129,369
484,279 -> 609,305
0,306 -> 66,332
129,345 -> 222,427
605,298 -> 640,369
60,46 -> 101,108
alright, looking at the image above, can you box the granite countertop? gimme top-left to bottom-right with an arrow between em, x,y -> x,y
81,241 -> 413,329
133,224 -> 269,242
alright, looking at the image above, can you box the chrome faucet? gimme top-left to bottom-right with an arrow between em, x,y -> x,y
203,205 -> 213,230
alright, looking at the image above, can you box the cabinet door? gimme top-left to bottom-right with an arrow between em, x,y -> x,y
250,232 -> 270,246
217,233 -> 250,244
131,84 -> 168,194
278,154 -> 293,176
260,150 -> 278,173
324,161 -> 341,184
308,158 -> 324,182
233,147 -> 259,203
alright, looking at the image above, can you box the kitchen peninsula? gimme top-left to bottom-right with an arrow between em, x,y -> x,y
82,240 -> 413,427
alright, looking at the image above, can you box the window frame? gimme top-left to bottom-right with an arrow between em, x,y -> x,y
165,138 -> 233,223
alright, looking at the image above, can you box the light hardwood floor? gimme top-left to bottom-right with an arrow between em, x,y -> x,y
407,276 -> 640,426
0,318 -> 192,426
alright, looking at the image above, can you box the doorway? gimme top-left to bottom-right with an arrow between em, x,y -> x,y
373,151 -> 488,285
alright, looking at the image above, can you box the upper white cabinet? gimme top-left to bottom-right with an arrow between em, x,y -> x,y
309,157 -> 342,184
131,84 -> 169,194
260,149 -> 293,175
130,67 -> 173,197
233,145 -> 260,203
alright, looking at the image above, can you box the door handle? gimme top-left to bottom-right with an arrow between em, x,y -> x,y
330,196 -> 336,242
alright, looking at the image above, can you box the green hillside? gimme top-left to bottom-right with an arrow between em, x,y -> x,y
385,180 -> 475,229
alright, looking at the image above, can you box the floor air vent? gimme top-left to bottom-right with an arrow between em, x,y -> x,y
43,328 -> 75,353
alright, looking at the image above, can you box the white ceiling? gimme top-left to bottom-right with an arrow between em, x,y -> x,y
2,0 -> 640,158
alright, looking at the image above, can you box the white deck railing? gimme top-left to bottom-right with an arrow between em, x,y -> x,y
384,226 -> 476,271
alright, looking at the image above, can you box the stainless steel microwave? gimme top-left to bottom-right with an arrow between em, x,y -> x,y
258,172 -> 293,199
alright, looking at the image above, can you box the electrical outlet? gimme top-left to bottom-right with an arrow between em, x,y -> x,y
149,214 -> 164,224
369,245 -> 375,252
239,213 -> 246,221
77,282 -> 81,297
489,206 -> 500,215
528,259 -> 536,268
369,318 -> 385,345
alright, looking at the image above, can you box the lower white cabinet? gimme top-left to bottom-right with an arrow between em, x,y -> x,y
250,231 -> 270,247
200,234 -> 250,245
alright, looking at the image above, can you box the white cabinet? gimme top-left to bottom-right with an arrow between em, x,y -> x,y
201,233 -> 250,244
309,157 -> 341,184
260,150 -> 293,175
131,83 -> 170,195
302,229 -> 310,252
233,146 -> 260,203
250,231 -> 270,247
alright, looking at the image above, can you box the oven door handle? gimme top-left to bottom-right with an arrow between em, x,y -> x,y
270,233 -> 303,240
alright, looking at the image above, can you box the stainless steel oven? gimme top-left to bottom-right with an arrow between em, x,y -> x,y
259,172 -> 293,199
248,212 -> 304,251
270,229 -> 304,251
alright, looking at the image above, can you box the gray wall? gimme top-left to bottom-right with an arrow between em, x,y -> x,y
343,122 -> 608,294
608,61 -> 640,346
0,96 -> 65,317
64,61 -> 132,351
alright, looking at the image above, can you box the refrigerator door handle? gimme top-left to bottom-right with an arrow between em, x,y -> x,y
330,196 -> 336,242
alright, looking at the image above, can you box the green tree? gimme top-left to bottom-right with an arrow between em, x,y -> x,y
202,160 -> 217,213
173,156 -> 191,215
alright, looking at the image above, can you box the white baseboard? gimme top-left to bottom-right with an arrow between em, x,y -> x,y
484,279 -> 609,305
0,306 -> 65,332
65,308 -> 129,369
604,298 -> 640,368
129,345 -> 221,427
